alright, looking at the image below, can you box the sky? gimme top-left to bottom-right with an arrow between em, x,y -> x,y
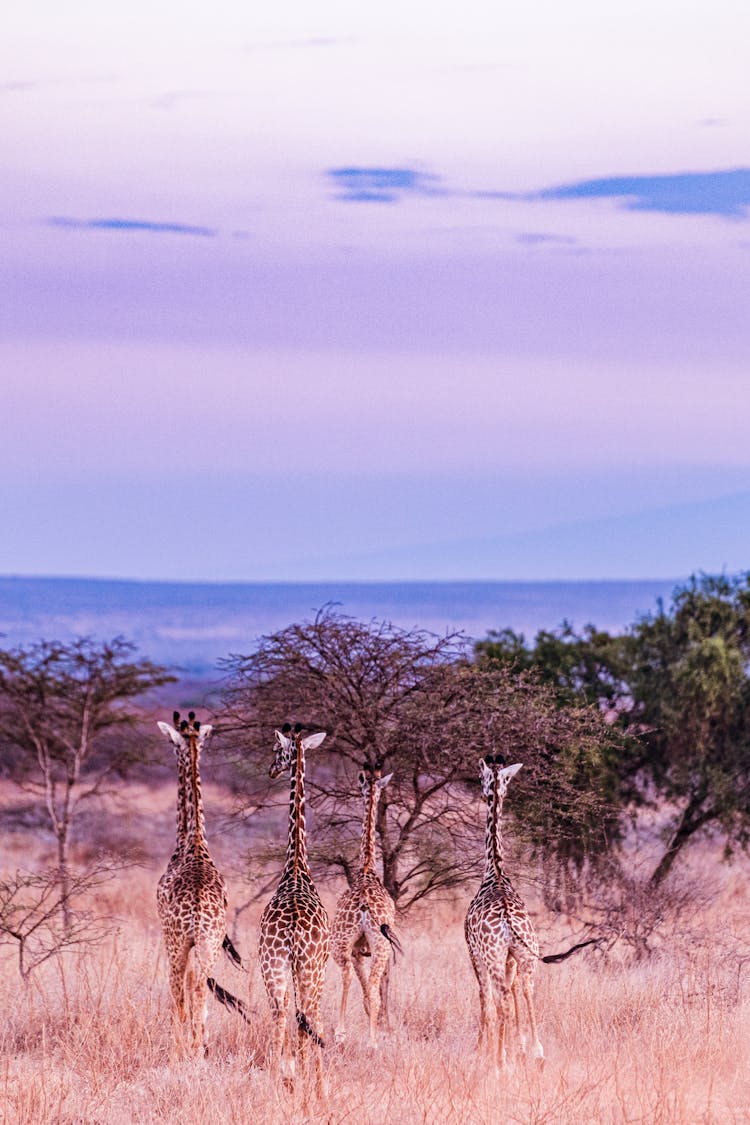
2,1 -> 750,581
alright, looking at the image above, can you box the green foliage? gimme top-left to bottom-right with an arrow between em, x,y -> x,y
476,622 -> 629,710
625,573 -> 750,882
476,572 -> 750,884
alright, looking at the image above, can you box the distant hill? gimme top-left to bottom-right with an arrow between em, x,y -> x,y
302,491 -> 750,580
0,576 -> 678,676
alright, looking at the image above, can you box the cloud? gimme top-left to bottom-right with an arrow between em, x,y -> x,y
245,35 -> 358,53
0,80 -> 39,93
535,168 -> 750,218
328,164 -> 750,219
47,217 -> 217,237
327,167 -> 442,203
148,89 -> 217,110
515,232 -> 578,246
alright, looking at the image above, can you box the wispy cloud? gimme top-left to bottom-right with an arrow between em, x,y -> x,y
246,35 -> 358,53
148,89 -> 218,111
534,168 -> 750,218
47,217 -> 217,237
327,167 -> 443,203
328,163 -> 750,220
0,80 -> 40,93
515,231 -> 578,246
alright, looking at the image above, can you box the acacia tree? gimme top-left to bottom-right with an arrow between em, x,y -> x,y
0,637 -> 173,929
476,573 -> 750,885
627,574 -> 750,884
0,859 -> 127,980
475,622 -> 630,713
221,609 -> 622,911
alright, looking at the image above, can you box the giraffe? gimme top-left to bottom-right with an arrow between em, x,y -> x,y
331,764 -> 402,1047
156,711 -> 240,1057
464,754 -> 544,1070
259,723 -> 330,1104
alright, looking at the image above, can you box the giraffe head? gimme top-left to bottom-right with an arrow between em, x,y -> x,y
269,722 -> 327,779
479,754 -> 522,802
157,710 -> 213,754
357,765 -> 393,802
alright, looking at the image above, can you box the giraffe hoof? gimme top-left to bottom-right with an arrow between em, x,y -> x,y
334,1027 -> 347,1044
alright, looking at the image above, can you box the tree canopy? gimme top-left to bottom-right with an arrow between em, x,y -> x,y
0,637 -> 173,927
476,573 -> 750,884
221,608 -> 622,910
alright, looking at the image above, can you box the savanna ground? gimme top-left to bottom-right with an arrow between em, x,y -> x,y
1,777 -> 749,1125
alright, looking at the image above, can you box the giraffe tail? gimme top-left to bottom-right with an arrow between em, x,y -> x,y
295,1010 -> 325,1048
222,933 -> 244,969
207,977 -> 252,1023
541,938 -> 601,964
380,923 -> 403,958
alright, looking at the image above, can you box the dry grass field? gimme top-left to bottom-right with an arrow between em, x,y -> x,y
1,777 -> 749,1125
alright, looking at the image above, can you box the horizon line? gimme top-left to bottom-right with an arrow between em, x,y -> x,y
0,572 -> 688,587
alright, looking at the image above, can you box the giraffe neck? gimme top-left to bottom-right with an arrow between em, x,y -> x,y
358,784 -> 378,874
184,734 -> 208,855
483,785 -> 505,881
282,738 -> 309,879
172,749 -> 188,857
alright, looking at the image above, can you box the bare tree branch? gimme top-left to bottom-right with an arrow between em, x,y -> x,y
220,608 -> 621,911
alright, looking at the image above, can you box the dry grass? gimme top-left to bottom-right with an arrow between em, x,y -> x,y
1,780 -> 750,1125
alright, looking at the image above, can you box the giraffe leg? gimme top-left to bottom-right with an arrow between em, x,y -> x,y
335,956 -> 353,1042
184,954 -> 201,1056
193,935 -> 222,1058
365,937 -> 391,1049
506,958 -> 526,1055
167,940 -> 192,1058
379,959 -> 391,1030
295,962 -> 327,1107
266,984 -> 292,1080
519,968 -> 544,1063
297,1017 -> 311,1110
306,992 -> 326,1104
352,949 -> 370,1015
489,963 -> 512,1072
467,946 -> 490,1053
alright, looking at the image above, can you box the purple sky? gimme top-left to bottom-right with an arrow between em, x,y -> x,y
2,3 -> 750,580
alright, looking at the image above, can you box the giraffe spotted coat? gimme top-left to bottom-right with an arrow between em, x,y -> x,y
259,726 -> 330,1106
331,769 -> 399,1047
464,756 -> 544,1068
156,715 -> 229,1058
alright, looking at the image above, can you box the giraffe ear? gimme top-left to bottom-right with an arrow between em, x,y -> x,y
500,762 -> 523,782
479,757 -> 493,778
157,721 -> 183,748
274,729 -> 292,751
301,731 -> 326,752
198,724 -> 213,745
376,773 -> 393,790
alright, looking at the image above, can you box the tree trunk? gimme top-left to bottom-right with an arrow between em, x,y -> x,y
377,797 -> 400,903
650,797 -> 714,886
57,826 -> 72,936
